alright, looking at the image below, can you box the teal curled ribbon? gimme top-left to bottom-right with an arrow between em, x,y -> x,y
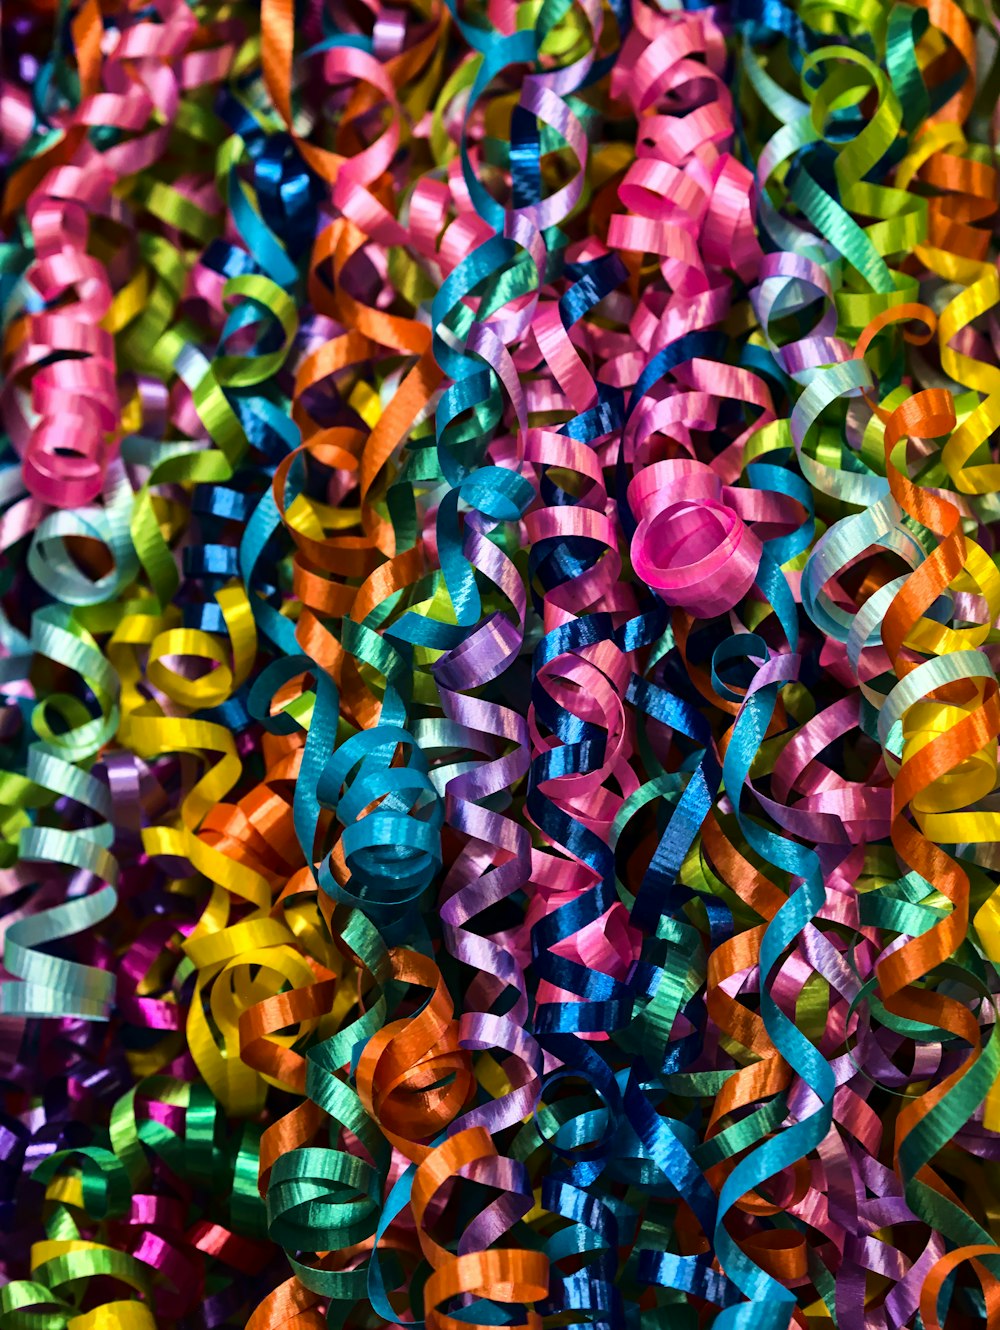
713,641 -> 834,1329
1,605 -> 120,1020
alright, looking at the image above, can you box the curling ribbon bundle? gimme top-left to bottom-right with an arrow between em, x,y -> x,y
7,0 -> 1000,1325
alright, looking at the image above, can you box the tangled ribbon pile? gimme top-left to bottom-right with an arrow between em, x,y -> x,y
5,0 -> 1000,1325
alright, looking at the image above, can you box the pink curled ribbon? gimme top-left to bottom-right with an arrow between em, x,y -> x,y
628,459 -> 764,616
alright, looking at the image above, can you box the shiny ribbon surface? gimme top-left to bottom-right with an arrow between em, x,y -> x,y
4,0 -> 1000,1327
